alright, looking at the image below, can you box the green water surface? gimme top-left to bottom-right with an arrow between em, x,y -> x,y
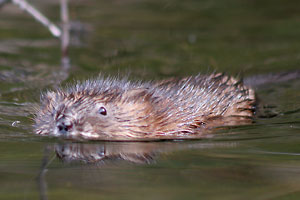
0,0 -> 300,199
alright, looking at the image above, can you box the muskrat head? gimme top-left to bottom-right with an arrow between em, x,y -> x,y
34,90 -> 122,140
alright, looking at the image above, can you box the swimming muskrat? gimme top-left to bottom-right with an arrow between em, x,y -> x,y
34,73 -> 256,141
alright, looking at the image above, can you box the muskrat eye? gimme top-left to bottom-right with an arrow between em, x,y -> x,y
99,107 -> 107,116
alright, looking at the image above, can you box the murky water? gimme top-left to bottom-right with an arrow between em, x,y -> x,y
0,0 -> 300,199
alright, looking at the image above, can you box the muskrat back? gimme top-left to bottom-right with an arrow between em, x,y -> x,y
34,73 -> 256,141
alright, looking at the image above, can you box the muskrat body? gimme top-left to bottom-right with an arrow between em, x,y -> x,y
34,73 -> 256,141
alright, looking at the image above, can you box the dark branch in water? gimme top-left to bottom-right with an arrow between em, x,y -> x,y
37,145 -> 53,200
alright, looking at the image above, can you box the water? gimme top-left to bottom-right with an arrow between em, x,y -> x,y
1,0 -> 300,199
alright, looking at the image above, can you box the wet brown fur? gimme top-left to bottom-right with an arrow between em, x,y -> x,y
34,73 -> 256,141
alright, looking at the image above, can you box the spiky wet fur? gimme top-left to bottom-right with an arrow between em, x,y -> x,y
34,73 -> 256,141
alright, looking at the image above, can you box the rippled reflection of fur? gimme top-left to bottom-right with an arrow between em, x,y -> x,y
55,143 -> 158,164
54,142 -> 239,165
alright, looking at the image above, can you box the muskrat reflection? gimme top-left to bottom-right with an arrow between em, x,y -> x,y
54,142 -> 238,165
55,142 -> 160,164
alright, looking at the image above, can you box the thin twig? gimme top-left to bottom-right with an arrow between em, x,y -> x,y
60,0 -> 70,69
11,0 -> 61,37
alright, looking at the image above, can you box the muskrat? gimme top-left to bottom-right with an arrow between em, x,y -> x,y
34,73 -> 256,141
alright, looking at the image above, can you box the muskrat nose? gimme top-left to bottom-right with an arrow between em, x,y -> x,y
57,122 -> 73,134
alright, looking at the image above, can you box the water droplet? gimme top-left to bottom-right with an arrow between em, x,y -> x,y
12,121 -> 20,127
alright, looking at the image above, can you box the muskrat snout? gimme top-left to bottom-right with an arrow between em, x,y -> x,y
56,119 -> 73,135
